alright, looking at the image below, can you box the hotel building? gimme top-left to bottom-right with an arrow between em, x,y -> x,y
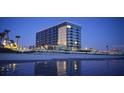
36,22 -> 81,50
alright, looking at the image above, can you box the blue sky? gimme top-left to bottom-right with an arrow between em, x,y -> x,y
0,17 -> 124,50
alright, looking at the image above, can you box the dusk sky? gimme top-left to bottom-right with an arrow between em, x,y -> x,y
0,17 -> 124,51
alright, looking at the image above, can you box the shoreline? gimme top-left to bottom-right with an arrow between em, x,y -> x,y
0,58 -> 124,63
0,52 -> 124,61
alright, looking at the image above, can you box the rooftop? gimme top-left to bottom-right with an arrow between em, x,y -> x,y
36,21 -> 81,33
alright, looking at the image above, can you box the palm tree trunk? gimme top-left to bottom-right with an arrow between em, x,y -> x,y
16,39 -> 19,47
0,36 -> 2,43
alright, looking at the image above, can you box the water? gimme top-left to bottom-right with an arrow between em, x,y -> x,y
0,59 -> 124,76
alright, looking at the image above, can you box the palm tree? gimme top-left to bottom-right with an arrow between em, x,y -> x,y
10,40 -> 16,48
4,29 -> 10,41
10,40 -> 14,43
106,45 -> 109,52
0,33 -> 2,43
15,35 -> 21,47
1,32 -> 6,42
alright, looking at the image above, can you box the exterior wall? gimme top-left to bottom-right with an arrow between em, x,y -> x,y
66,23 -> 81,50
36,22 -> 81,50
58,26 -> 67,46
36,27 -> 58,47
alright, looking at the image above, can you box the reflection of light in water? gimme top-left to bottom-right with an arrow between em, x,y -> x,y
63,61 -> 66,70
1,67 -> 5,71
12,63 -> 16,71
44,62 -> 47,65
9,64 -> 12,68
74,61 -> 78,70
57,61 -> 67,76
7,69 -> 9,71
0,63 -> 17,72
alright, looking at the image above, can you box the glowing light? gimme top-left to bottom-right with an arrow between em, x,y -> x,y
67,25 -> 71,28
3,40 -> 6,43
58,26 -> 67,45
10,43 -> 13,46
74,41 -> 78,44
74,61 -> 78,70
3,42 -> 6,46
4,45 -> 11,49
63,61 -> 66,70
12,63 -> 16,71
13,63 -> 16,67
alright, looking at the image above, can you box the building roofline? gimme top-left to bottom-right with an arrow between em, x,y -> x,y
36,21 -> 81,33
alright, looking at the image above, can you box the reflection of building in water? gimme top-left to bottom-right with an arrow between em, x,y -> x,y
57,61 -> 67,76
56,60 -> 81,76
35,61 -> 57,76
66,60 -> 81,76
0,63 -> 16,76
35,60 -> 81,76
